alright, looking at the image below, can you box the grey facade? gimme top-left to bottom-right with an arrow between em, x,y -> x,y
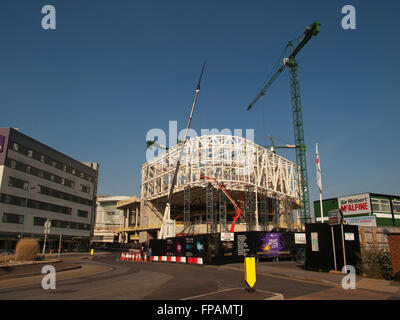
0,128 -> 99,252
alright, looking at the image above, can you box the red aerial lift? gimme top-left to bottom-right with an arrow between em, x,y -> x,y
200,172 -> 242,232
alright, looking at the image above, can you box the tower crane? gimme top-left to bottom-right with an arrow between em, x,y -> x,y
246,21 -> 320,225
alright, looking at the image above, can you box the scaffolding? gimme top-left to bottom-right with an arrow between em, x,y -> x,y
219,187 -> 227,232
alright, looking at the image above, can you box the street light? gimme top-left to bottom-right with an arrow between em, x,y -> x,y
21,183 -> 36,239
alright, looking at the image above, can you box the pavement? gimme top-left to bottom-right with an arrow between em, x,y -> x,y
0,251 -> 112,280
221,260 -> 400,296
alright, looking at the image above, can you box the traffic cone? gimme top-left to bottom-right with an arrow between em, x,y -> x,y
138,253 -> 142,262
144,254 -> 147,262
120,252 -> 125,261
135,253 -> 139,262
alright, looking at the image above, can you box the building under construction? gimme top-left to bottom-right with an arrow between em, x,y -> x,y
138,134 -> 303,243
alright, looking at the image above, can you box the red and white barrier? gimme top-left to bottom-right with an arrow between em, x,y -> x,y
120,252 -> 203,265
147,255 -> 202,265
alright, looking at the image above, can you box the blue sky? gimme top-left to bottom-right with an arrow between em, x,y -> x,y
1,1 -> 399,217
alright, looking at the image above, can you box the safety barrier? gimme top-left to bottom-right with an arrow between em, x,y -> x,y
119,252 -> 203,265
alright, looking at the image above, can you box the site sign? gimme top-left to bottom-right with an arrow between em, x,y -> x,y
338,193 -> 371,216
343,215 -> 377,227
220,232 -> 234,241
328,209 -> 342,225
295,233 -> 306,244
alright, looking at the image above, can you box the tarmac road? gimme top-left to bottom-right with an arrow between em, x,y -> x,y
0,253 -> 397,300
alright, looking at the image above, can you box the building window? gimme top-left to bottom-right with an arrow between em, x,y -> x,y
27,150 -> 33,158
12,142 -> 19,152
371,198 -> 391,213
2,212 -> 24,224
392,200 -> 400,213
40,155 -> 46,163
10,159 -> 16,169
78,210 -> 89,218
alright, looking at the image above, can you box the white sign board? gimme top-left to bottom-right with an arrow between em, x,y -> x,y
338,193 -> 371,216
311,232 -> 319,252
220,232 -> 234,241
295,233 -> 306,244
345,232 -> 355,241
44,220 -> 51,234
344,215 -> 377,227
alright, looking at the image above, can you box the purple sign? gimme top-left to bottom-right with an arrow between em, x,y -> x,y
261,233 -> 283,257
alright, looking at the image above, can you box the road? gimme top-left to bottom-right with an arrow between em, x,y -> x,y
0,253 -> 396,300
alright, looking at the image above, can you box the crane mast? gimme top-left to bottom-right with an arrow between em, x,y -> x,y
246,21 -> 320,226
158,61 -> 206,240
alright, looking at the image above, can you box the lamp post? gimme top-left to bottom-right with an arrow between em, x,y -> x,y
21,184 -> 35,239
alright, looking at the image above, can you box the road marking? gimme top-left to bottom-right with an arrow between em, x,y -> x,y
180,287 -> 284,300
218,265 -> 338,287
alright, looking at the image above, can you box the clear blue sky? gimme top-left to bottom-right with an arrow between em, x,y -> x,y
1,1 -> 399,217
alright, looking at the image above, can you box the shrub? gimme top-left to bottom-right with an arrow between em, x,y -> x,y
357,245 -> 393,280
14,238 -> 39,261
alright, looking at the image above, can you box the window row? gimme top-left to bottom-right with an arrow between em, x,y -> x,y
371,198 -> 400,213
33,217 -> 90,231
6,157 -> 75,189
38,184 -> 93,207
0,193 -> 72,215
8,176 -> 93,208
2,212 -> 24,224
6,158 -> 91,194
10,140 -> 95,183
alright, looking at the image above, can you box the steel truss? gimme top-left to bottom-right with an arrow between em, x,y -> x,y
141,135 -> 300,209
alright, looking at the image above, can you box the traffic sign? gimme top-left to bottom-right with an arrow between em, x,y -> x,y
244,257 -> 256,289
328,209 -> 342,225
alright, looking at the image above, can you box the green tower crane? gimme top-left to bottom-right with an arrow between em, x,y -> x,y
246,21 -> 321,226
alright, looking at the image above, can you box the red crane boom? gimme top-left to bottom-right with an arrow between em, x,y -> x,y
200,172 -> 242,232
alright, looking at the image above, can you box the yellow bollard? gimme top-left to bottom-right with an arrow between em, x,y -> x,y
90,249 -> 94,256
244,256 -> 256,292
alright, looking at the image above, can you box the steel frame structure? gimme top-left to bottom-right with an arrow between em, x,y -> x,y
141,135 -> 301,209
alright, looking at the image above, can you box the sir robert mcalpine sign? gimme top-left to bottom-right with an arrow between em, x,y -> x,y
338,193 -> 372,216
